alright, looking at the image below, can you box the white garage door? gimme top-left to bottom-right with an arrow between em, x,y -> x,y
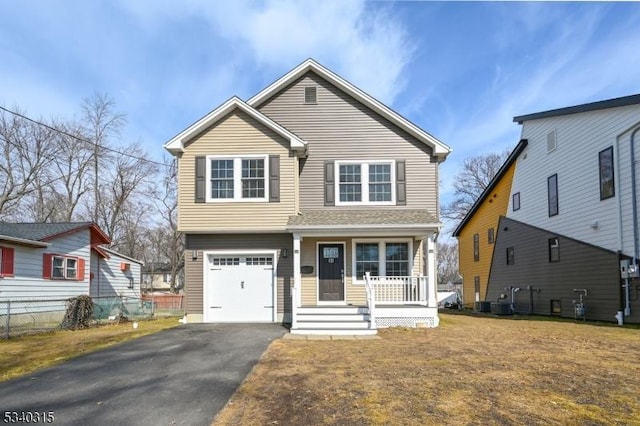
205,254 -> 274,322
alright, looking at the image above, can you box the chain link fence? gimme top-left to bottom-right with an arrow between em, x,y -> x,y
1,293 -> 184,339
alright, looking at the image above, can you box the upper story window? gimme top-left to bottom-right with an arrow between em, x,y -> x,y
207,155 -> 268,202
304,86 -> 317,104
473,233 -> 480,262
488,228 -> 495,244
548,174 -> 558,217
548,237 -> 560,262
512,192 -> 521,211
599,146 -> 615,200
336,161 -> 395,205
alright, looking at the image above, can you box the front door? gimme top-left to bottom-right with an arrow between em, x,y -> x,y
318,243 -> 345,302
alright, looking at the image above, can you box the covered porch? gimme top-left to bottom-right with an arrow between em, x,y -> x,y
286,210 -> 441,335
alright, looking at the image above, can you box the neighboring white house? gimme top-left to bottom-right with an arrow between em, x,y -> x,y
0,222 -> 143,303
485,94 -> 640,324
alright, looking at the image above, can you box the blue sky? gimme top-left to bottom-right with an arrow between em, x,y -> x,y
2,0 -> 640,227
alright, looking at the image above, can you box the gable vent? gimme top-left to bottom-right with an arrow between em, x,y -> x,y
304,86 -> 317,104
546,129 -> 557,153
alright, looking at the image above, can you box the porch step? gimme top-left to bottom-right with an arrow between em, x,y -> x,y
296,320 -> 371,329
290,328 -> 378,336
297,306 -> 367,315
292,306 -> 375,335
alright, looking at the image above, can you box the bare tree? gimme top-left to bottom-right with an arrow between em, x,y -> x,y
81,93 -> 126,223
94,143 -> 158,249
0,108 -> 55,220
437,240 -> 459,286
442,150 -> 510,222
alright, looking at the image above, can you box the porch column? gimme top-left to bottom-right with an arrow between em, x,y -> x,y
426,231 -> 438,308
292,233 -> 302,328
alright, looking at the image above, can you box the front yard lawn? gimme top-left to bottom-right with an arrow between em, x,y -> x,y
0,316 -> 180,382
213,314 -> 640,425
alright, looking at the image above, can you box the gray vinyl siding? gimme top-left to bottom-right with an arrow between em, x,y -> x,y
509,103 -> 640,257
0,231 -> 91,301
257,71 -> 439,213
90,252 -> 142,299
177,109 -> 297,233
487,217 -> 638,323
184,233 -> 292,318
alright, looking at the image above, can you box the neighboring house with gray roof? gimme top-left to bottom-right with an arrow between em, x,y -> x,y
0,222 -> 143,303
164,59 -> 451,334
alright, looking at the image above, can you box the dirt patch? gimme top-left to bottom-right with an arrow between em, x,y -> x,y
213,314 -> 640,426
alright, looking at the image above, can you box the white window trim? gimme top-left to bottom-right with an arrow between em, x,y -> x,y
52,255 -> 78,280
335,160 -> 396,206
351,238 -> 413,284
205,154 -> 269,202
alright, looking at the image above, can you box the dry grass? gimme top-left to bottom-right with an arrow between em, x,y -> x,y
213,314 -> 640,426
0,316 -> 180,382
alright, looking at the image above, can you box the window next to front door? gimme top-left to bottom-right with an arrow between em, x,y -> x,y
352,239 -> 411,282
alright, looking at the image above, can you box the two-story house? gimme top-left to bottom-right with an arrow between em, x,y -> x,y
164,59 -> 451,334
456,94 -> 640,324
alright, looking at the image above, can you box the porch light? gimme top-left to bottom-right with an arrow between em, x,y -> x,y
282,248 -> 288,258
192,250 -> 198,260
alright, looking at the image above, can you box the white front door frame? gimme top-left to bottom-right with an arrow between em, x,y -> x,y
202,249 -> 278,322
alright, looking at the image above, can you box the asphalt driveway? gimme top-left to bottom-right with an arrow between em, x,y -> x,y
0,323 -> 285,426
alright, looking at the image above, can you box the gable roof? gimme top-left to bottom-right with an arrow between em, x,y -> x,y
163,96 -> 307,155
513,93 -> 640,124
0,222 -> 110,245
247,58 -> 451,160
452,139 -> 528,237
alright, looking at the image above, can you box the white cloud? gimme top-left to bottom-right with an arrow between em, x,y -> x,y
119,0 -> 414,105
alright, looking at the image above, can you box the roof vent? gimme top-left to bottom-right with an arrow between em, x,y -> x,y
547,129 -> 557,153
304,86 -> 317,104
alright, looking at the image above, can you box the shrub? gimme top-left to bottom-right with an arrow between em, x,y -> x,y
62,295 -> 94,330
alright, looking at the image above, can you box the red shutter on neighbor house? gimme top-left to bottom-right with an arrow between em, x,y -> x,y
43,253 -> 52,279
1,247 -> 14,277
77,258 -> 85,281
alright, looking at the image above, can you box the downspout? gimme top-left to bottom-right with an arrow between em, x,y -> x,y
628,127 -> 640,317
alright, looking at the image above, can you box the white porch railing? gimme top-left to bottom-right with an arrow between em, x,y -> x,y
365,275 -> 428,305
364,272 -> 376,330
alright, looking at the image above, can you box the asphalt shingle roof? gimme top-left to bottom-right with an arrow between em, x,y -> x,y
287,209 -> 438,227
0,222 -> 93,241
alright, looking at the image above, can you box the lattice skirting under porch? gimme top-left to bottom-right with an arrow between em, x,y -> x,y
375,316 -> 436,328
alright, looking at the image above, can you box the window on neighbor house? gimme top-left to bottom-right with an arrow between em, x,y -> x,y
548,238 -> 560,262
548,174 -> 558,217
474,276 -> 480,294
473,233 -> 480,262
488,228 -> 495,244
208,156 -> 267,201
599,146 -> 615,200
46,255 -> 81,280
0,247 -> 15,277
506,247 -> 515,265
354,240 -> 410,281
337,161 -> 394,205
513,192 -> 521,211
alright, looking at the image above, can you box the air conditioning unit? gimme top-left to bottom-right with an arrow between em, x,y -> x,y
490,302 -> 512,315
475,301 -> 491,313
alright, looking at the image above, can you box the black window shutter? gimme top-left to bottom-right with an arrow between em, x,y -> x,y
195,156 -> 206,203
269,155 -> 280,202
396,160 -> 406,205
324,161 -> 335,206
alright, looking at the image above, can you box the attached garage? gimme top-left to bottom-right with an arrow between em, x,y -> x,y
203,252 -> 276,322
